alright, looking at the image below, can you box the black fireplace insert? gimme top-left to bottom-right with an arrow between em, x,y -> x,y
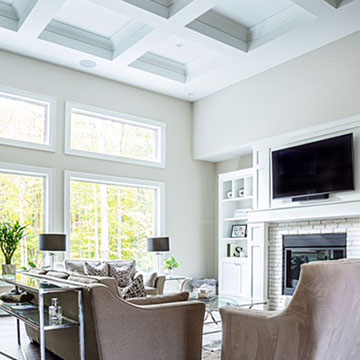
283,233 -> 346,295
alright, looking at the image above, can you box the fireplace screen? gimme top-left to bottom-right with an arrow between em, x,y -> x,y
283,234 -> 346,295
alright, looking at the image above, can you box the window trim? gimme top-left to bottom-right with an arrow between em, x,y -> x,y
0,161 -> 55,249
0,85 -> 56,152
65,101 -> 166,168
64,170 -> 165,260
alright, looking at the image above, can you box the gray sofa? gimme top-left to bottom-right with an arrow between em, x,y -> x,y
23,271 -> 205,359
64,259 -> 165,296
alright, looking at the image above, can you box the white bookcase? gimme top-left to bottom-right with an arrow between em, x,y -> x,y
218,168 -> 254,298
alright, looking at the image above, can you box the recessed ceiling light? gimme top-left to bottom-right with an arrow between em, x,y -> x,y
176,43 -> 184,48
79,59 -> 97,68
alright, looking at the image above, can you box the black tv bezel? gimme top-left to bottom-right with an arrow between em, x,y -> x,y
271,133 -> 355,200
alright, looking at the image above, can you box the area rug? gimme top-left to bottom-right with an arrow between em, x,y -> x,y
201,311 -> 221,359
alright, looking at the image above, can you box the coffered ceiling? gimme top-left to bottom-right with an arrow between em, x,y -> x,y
0,0 -> 359,100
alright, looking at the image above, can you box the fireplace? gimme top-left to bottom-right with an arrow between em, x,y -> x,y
283,233 -> 347,295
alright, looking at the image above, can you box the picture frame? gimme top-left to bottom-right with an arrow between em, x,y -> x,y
230,224 -> 247,238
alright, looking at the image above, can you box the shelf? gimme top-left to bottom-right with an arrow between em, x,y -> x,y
0,301 -> 79,331
223,217 -> 248,221
223,237 -> 248,241
221,257 -> 249,263
223,196 -> 253,202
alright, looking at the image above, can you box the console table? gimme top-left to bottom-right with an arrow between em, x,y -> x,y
0,273 -> 85,360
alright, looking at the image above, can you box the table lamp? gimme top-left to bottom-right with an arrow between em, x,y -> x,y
39,234 -> 66,269
147,237 -> 169,274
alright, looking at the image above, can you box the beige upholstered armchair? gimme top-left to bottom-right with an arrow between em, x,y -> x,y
220,259 -> 360,360
85,283 -> 206,360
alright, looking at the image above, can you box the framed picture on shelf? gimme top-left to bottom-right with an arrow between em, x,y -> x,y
230,224 -> 247,238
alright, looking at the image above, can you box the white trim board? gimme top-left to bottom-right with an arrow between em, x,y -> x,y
65,101 -> 166,168
0,85 -> 57,153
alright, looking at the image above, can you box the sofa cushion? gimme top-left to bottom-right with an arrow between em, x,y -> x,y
67,274 -> 100,284
127,291 -> 189,305
28,268 -> 48,275
122,275 -> 146,299
84,262 -> 108,277
46,270 -> 70,279
109,264 -> 132,287
144,287 -> 158,296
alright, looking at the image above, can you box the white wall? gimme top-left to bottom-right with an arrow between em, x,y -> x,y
193,30 -> 360,162
0,50 -> 215,278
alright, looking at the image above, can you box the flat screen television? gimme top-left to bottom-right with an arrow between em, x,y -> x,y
272,133 -> 354,200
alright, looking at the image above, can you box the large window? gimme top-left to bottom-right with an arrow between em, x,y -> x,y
0,86 -> 56,151
65,172 -> 164,272
65,102 -> 166,167
0,164 -> 53,268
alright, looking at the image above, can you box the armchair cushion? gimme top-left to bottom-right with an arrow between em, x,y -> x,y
122,274 -> 146,299
127,291 -> 189,305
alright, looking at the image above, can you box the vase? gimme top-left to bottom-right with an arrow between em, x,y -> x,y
2,264 -> 16,279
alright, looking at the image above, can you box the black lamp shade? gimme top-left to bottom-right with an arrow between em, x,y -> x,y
147,237 -> 170,252
39,234 -> 66,252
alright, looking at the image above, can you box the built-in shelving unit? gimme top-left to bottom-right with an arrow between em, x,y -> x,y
218,168 -> 254,298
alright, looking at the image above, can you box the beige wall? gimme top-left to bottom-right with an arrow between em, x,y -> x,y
0,50 -> 216,278
193,30 -> 360,161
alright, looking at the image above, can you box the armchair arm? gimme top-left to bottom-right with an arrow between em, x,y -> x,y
155,275 -> 165,294
87,284 -> 205,360
220,307 -> 304,360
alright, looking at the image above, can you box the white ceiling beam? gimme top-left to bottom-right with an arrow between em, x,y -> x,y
169,0 -> 216,25
291,0 -> 337,16
18,0 -> 67,38
113,29 -> 168,64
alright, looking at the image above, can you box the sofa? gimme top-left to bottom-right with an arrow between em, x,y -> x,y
220,259 -> 360,360
63,259 -> 165,296
23,270 -> 205,359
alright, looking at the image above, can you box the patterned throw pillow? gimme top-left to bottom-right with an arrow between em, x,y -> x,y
122,275 -> 146,299
84,261 -> 108,277
108,263 -> 133,287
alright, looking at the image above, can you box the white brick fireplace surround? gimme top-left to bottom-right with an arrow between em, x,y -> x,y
268,217 -> 360,310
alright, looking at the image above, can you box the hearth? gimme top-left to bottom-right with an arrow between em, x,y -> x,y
283,233 -> 346,295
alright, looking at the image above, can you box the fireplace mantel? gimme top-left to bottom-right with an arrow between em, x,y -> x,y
248,198 -> 360,223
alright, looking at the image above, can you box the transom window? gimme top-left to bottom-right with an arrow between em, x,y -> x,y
65,172 -> 164,272
0,86 -> 55,151
66,102 -> 165,167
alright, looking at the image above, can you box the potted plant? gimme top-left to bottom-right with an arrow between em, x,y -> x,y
164,256 -> 182,276
0,221 -> 26,278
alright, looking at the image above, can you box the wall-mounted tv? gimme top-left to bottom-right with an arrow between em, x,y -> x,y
272,133 -> 354,200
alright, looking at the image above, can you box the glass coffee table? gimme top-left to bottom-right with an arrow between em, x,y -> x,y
190,294 -> 267,332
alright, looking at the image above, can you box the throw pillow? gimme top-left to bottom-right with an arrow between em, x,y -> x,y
84,261 -> 108,277
122,274 -> 146,299
108,263 -> 133,287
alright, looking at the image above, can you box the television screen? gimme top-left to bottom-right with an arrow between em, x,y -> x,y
272,133 -> 354,199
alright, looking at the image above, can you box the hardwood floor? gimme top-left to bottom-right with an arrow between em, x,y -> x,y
0,315 -> 59,360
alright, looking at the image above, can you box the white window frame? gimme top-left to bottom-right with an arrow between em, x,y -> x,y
0,161 -> 55,237
0,85 -> 57,152
65,101 -> 166,168
64,170 -> 165,259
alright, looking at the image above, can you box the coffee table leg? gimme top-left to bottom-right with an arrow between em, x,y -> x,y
208,310 -> 218,325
